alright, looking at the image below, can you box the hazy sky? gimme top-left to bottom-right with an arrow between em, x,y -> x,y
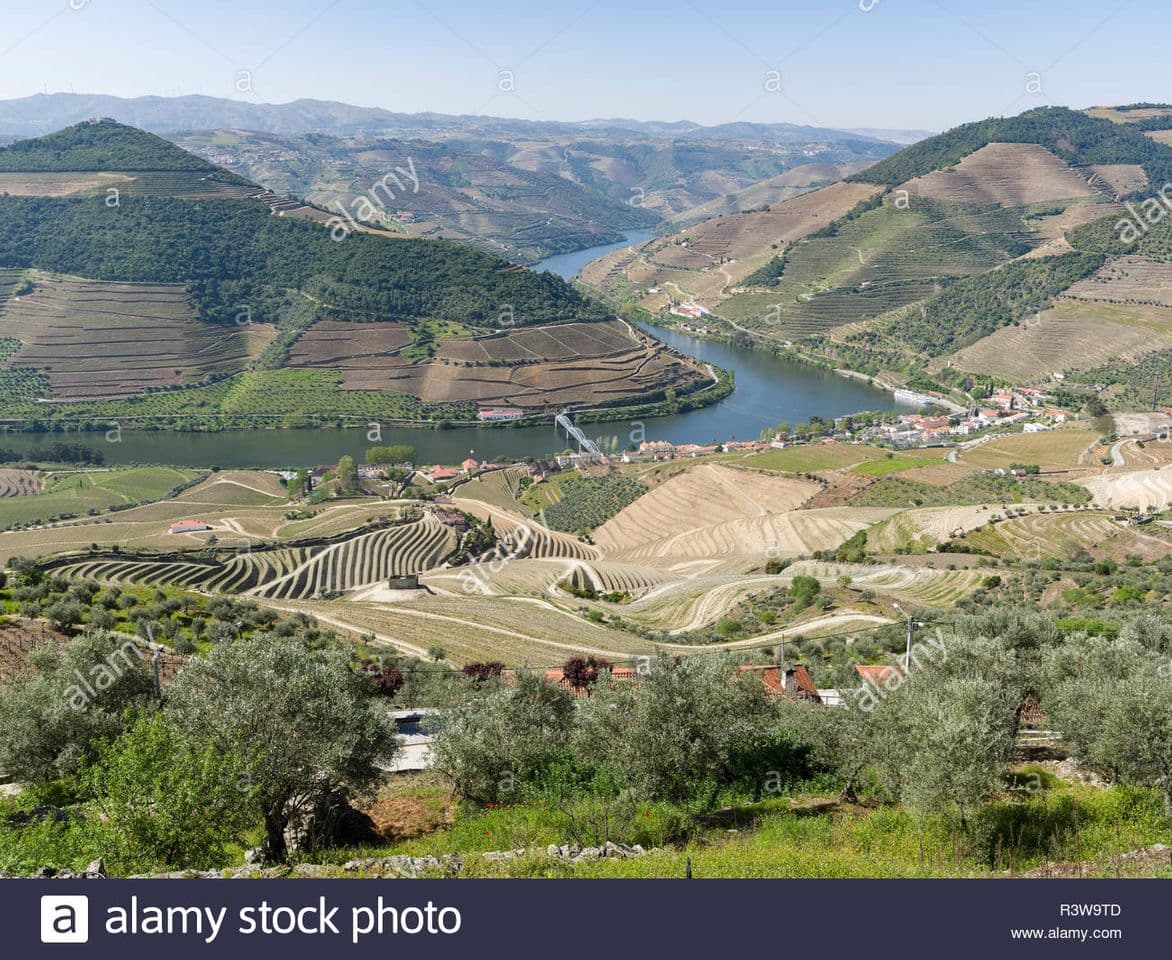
0,0 -> 1165,131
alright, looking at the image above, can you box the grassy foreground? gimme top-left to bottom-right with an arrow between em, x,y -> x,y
278,775 -> 1172,880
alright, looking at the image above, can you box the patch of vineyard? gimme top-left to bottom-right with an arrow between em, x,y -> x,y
47,518 -> 457,598
250,517 -> 457,599
562,560 -> 672,598
485,512 -> 599,560
0,468 -> 42,497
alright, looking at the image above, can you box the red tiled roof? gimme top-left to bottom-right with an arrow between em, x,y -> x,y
855,664 -> 904,685
169,520 -> 210,532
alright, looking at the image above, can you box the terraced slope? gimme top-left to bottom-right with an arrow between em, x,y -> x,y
425,556 -> 672,600
603,506 -> 897,564
948,299 -> 1172,381
250,517 -> 457,599
783,560 -> 984,606
594,464 -> 819,556
960,511 -> 1172,561
272,595 -> 652,666
0,468 -> 41,497
453,500 -> 600,560
866,504 -> 1008,552
54,557 -> 224,590
0,275 -> 274,399
1080,468 -> 1172,510
900,143 -> 1101,207
721,196 -> 1037,338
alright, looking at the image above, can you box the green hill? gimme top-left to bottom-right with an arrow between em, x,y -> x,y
0,120 -> 233,174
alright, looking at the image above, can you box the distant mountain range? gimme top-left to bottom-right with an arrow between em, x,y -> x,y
0,93 -> 926,145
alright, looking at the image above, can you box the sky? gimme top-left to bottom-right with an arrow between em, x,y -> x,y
0,0 -> 1166,132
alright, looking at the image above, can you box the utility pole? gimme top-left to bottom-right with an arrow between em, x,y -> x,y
893,602 -> 917,672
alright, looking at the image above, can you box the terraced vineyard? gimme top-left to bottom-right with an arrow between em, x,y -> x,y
454,501 -> 600,560
251,518 -> 457,599
0,619 -> 70,683
783,560 -> 984,606
0,269 -> 22,303
55,556 -> 225,590
960,511 -> 1172,561
594,464 -> 819,557
204,548 -> 319,592
274,595 -> 653,666
728,198 -> 1034,338
1080,467 -> 1172,510
949,300 -> 1172,381
0,275 -> 274,399
559,560 -> 675,598
866,504 -> 1005,552
48,517 -> 457,598
602,504 -> 895,564
900,143 -> 1104,207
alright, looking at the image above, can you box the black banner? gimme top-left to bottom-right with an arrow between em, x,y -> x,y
6,878 -> 1162,957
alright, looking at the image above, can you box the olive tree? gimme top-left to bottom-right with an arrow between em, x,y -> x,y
430,671 -> 575,803
1044,634 -> 1172,816
576,655 -> 813,806
165,632 -> 399,861
877,675 -> 1020,826
0,631 -> 155,783
863,630 -> 1024,825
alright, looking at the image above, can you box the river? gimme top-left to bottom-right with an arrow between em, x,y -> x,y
0,232 -> 900,467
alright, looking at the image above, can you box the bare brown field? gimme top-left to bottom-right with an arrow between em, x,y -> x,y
0,171 -> 257,199
286,318 -> 707,409
1145,129 -> 1172,147
0,172 -> 134,196
901,143 -> 1098,207
0,276 -> 275,398
948,300 -> 1172,381
1061,256 -> 1172,307
287,321 -> 414,385
0,468 -> 42,497
1089,164 -> 1149,196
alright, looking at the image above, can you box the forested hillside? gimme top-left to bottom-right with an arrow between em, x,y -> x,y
0,195 -> 610,328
